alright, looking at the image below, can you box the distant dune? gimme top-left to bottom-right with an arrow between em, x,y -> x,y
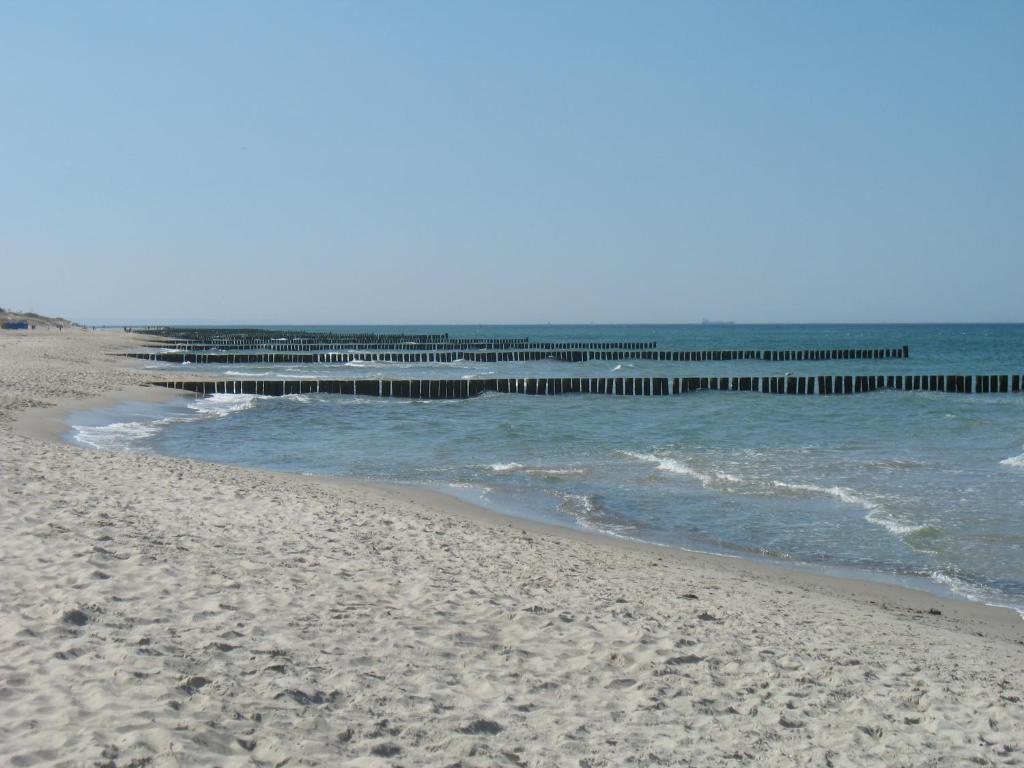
0,307 -> 77,329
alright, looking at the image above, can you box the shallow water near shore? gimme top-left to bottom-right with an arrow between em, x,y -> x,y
71,324 -> 1024,613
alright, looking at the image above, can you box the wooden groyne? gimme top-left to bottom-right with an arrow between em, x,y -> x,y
152,373 -> 1020,398
129,346 -> 909,365
145,340 -> 659,353
131,328 -> 460,344
133,327 -> 656,350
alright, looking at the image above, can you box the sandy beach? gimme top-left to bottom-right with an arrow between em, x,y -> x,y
1,330 -> 1022,767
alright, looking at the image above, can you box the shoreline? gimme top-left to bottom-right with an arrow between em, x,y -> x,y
2,330 -> 1022,766
44,365 -> 1024,636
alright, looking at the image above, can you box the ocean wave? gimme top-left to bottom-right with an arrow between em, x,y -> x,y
224,370 -> 274,377
73,420 -> 164,452
930,570 -> 1023,616
559,492 -> 601,521
621,451 -> 741,487
336,396 -> 388,406
530,467 -> 587,477
74,392 -> 264,452
623,451 -> 929,538
342,360 -> 378,368
771,480 -> 872,508
187,393 -> 261,417
859,459 -> 928,471
999,449 -> 1024,469
557,493 -> 636,537
484,462 -> 586,477
489,462 -> 524,472
770,480 -> 930,536
930,569 -> 974,597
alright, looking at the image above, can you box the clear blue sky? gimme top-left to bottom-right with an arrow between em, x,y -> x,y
1,2 -> 1021,324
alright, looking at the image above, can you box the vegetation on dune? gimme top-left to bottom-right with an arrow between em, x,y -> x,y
1,307 -> 77,328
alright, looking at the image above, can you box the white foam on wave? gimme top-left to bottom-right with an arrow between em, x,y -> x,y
772,480 -> 869,506
333,396 -> 386,406
187,393 -> 261,417
560,492 -> 600,525
75,392 -> 268,452
770,480 -> 928,536
529,467 -> 587,477
73,420 -> 164,452
485,462 -> 586,477
770,481 -> 929,536
557,492 -> 638,539
225,370 -> 274,377
489,462 -> 524,472
930,570 -> 978,600
622,451 -> 741,487
999,449 -> 1024,468
623,451 -> 928,538
930,570 -> 1023,616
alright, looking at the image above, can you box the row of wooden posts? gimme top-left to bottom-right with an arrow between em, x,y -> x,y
135,329 -> 461,344
154,373 -> 1022,399
146,340 -> 658,352
129,346 -> 909,365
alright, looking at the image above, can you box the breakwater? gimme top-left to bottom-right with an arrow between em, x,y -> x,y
144,340 -> 658,352
132,327 -> 657,350
153,373 -> 1021,398
131,328 -> 459,344
130,346 -> 909,365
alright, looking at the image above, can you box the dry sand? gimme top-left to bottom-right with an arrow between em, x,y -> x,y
1,329 -> 1022,767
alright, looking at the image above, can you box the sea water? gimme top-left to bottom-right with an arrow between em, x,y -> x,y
70,325 -> 1024,613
